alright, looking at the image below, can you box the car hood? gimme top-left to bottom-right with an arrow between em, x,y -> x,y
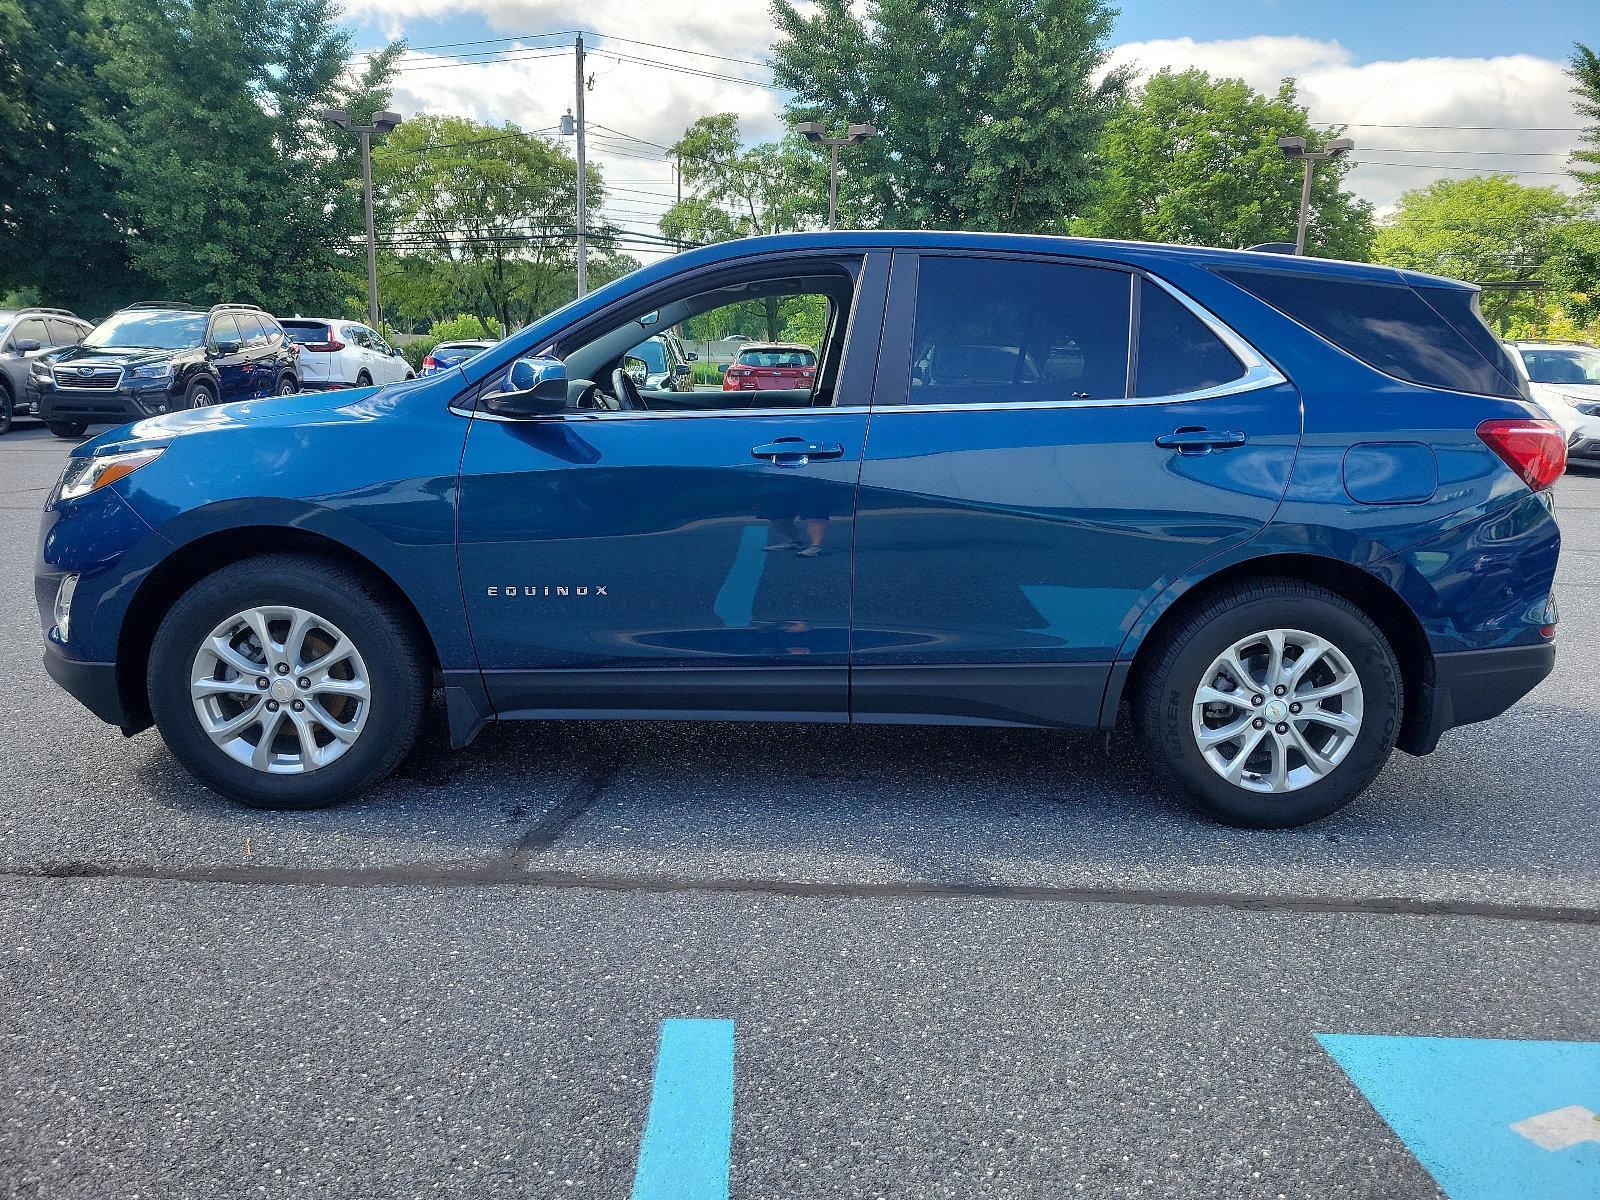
1531,381 -> 1600,401
49,343 -> 184,371
78,385 -> 384,457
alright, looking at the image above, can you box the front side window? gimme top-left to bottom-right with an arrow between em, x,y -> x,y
47,318 -> 87,346
209,314 -> 243,350
1520,346 -> 1600,386
1134,283 -> 1247,397
11,317 -> 49,347
86,310 -> 208,350
896,256 -> 1131,406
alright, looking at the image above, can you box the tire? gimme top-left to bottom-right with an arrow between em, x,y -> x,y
46,419 -> 87,439
185,379 -> 218,409
1132,579 -> 1402,829
0,384 -> 13,436
276,374 -> 297,396
146,554 -> 430,810
356,370 -> 372,387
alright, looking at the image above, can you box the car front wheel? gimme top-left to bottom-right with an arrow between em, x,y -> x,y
1133,579 -> 1401,828
45,419 -> 87,439
147,554 -> 429,809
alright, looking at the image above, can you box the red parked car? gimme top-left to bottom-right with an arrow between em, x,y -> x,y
721,343 -> 818,391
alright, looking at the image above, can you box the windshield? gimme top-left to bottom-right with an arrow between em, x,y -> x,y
85,310 -> 208,351
1520,346 -> 1600,386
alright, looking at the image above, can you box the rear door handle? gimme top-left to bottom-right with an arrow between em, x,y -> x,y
1154,428 -> 1247,453
751,438 -> 846,466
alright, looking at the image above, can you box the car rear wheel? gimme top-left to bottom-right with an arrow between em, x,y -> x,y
1133,579 -> 1401,828
45,419 -> 87,439
356,370 -> 372,387
0,384 -> 13,436
147,554 -> 429,809
277,374 -> 297,396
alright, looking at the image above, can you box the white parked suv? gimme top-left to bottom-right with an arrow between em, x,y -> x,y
1505,341 -> 1600,463
279,318 -> 414,390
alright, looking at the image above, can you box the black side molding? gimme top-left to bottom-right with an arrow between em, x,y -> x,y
1399,642 -> 1555,756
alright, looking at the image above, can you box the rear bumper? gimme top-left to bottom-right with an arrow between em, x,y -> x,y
1400,642 -> 1555,755
43,643 -> 134,732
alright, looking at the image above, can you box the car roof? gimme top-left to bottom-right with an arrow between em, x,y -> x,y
653,229 -> 1475,292
738,342 -> 816,353
1507,341 -> 1598,350
436,340 -> 497,348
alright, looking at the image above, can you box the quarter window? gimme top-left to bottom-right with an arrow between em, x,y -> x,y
1134,282 -> 1247,397
898,256 -> 1131,406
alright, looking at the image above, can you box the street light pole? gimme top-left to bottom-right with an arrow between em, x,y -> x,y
794,121 -> 877,230
574,32 -> 589,296
1277,136 -> 1354,255
321,108 -> 403,327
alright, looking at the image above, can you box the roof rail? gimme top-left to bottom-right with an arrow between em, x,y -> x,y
209,302 -> 267,313
121,301 -> 202,312
14,307 -> 77,318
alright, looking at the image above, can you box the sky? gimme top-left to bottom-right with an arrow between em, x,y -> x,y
340,0 -> 1597,259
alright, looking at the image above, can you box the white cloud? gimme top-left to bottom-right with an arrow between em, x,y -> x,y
1109,36 -> 1584,212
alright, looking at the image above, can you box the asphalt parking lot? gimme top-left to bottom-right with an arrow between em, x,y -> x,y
1,423 -> 1596,1198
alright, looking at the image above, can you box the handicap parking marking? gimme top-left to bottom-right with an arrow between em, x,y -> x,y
631,1019 -> 736,1200
1317,1033 -> 1600,1200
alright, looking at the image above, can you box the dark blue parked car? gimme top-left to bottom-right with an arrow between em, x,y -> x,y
35,233 -> 1564,827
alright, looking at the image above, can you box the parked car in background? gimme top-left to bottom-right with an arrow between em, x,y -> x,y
36,231 -> 1561,829
624,333 -> 696,391
1505,340 -> 1600,462
721,342 -> 818,392
279,318 -> 413,390
0,307 -> 93,435
421,340 -> 498,376
34,303 -> 297,438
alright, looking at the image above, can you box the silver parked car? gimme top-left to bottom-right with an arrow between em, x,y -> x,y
0,308 -> 93,434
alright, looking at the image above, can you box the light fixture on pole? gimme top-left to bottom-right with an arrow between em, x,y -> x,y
795,121 -> 877,230
322,108 -> 403,327
1277,136 -> 1354,256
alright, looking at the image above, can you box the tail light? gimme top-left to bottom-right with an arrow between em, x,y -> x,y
302,340 -> 344,353
1477,419 -> 1566,492
722,367 -> 747,389
421,356 -> 438,371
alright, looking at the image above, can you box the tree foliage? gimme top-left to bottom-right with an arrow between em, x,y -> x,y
770,0 -> 1126,231
1077,70 -> 1373,258
373,115 -> 635,336
1371,175 -> 1580,331
1572,42 -> 1600,204
660,114 -> 827,244
84,0 -> 402,315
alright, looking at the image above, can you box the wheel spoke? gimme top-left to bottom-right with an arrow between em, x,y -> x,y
1264,630 -> 1287,689
1293,675 -> 1358,703
1264,735 -> 1290,791
206,636 -> 263,679
1285,723 -> 1334,776
243,609 -> 276,659
1222,726 -> 1269,782
1197,714 -> 1254,749
301,637 -> 354,675
1196,685 -> 1248,710
1220,646 -> 1257,692
307,698 -> 361,743
250,709 -> 285,769
1304,708 -> 1360,735
205,700 -> 266,743
1284,636 -> 1329,686
283,610 -> 315,670
193,676 -> 260,697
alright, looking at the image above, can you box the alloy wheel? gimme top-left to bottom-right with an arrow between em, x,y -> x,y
189,605 -> 371,774
1190,628 -> 1364,794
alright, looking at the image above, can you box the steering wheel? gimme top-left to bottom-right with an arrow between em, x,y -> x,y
610,367 -> 646,412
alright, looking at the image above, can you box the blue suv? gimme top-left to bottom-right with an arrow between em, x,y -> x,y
35,233 -> 1564,827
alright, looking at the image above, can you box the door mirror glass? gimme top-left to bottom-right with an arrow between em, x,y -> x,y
13,339 -> 41,354
485,355 -> 569,417
684,350 -> 699,361
623,354 -> 648,385
211,339 -> 242,356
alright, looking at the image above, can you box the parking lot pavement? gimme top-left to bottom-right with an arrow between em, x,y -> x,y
1,424 -> 1596,1198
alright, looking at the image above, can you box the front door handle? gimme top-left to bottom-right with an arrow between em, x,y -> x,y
751,438 -> 846,466
1154,428 -> 1247,453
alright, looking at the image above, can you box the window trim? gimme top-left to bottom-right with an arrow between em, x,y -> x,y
871,249 -> 1285,414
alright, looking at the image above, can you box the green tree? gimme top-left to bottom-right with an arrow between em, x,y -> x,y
0,0 -> 139,313
1077,70 -> 1373,258
1371,175 -> 1579,331
1572,42 -> 1600,203
770,0 -> 1126,231
86,0 -> 401,314
373,115 -> 631,336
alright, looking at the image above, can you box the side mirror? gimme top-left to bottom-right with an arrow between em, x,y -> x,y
684,351 -> 699,361
674,363 -> 693,378
484,355 -> 569,418
211,340 -> 242,357
13,339 -> 41,354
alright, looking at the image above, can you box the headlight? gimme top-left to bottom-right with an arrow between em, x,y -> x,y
127,361 -> 173,383
30,359 -> 51,379
56,447 -> 165,501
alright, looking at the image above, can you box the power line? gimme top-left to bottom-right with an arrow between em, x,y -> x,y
1350,160 -> 1574,177
393,48 -> 570,74
1361,147 -> 1575,159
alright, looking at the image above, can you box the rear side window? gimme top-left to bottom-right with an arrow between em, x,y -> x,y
900,256 -> 1131,406
1215,266 -> 1524,400
46,318 -> 87,346
235,313 -> 267,346
1134,283 -> 1247,397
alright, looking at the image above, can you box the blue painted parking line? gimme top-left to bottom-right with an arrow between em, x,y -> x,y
1318,1033 -> 1600,1200
631,1019 -> 736,1200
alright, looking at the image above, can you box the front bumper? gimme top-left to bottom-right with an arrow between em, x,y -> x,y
43,642 -> 134,732
1400,641 -> 1555,755
1568,432 -> 1600,460
37,382 -> 174,425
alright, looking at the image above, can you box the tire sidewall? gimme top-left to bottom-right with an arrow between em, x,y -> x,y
0,384 -> 13,436
1151,594 -> 1401,827
186,379 -> 218,409
148,564 -> 423,808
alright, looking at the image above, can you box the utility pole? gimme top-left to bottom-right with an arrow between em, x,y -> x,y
321,108 -> 403,327
794,121 -> 877,229
574,33 -> 589,296
1277,137 -> 1354,255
